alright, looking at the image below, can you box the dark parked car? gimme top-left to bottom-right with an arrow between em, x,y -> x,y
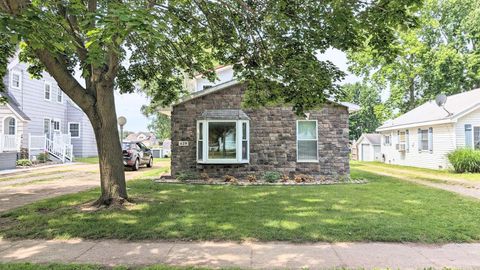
122,141 -> 153,170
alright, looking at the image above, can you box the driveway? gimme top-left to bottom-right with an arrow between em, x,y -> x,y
0,161 -> 169,213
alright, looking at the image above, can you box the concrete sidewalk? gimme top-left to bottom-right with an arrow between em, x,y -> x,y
1,239 -> 480,269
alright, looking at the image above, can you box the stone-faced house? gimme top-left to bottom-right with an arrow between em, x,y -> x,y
171,73 -> 359,180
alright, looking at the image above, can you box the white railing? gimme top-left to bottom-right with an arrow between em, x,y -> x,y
28,133 -> 74,162
0,134 -> 19,152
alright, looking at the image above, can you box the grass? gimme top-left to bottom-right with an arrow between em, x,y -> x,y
352,161 -> 480,182
76,157 -> 170,165
0,263 -> 217,270
1,168 -> 480,243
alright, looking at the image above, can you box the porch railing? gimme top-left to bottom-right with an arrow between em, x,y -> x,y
0,134 -> 19,152
28,133 -> 74,162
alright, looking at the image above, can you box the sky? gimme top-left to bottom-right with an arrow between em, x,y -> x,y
114,49 -> 362,132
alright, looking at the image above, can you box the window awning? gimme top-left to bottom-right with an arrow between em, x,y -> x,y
198,109 -> 250,120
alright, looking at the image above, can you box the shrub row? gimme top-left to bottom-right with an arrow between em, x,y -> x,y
447,148 -> 480,173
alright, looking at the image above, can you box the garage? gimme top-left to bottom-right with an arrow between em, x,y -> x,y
354,134 -> 381,162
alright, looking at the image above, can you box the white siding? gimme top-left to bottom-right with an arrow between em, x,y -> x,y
67,102 -> 98,157
379,124 -> 455,169
356,137 -> 380,161
195,67 -> 234,92
455,107 -> 480,148
0,106 -> 27,148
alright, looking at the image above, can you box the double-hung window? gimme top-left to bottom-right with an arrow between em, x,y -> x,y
475,127 -> 480,150
419,129 -> 429,151
57,89 -> 63,103
10,70 -> 21,89
52,119 -> 61,132
384,135 -> 391,146
68,122 -> 80,138
197,120 -> 249,163
44,82 -> 52,101
297,120 -> 318,162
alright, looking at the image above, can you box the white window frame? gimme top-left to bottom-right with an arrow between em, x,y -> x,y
384,135 -> 391,146
10,70 -> 22,90
196,120 -> 249,164
296,120 -> 319,163
419,128 -> 429,152
57,88 -> 63,103
44,81 -> 52,101
2,116 -> 17,135
52,118 -> 61,132
473,126 -> 480,150
68,122 -> 81,138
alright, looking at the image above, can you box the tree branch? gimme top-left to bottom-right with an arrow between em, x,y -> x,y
34,48 -> 95,112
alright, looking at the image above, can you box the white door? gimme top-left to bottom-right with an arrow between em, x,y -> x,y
361,144 -> 371,161
373,145 -> 381,161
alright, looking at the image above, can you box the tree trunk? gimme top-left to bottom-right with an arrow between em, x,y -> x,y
88,82 -> 128,206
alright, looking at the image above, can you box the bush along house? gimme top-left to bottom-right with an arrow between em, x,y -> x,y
170,66 -> 359,181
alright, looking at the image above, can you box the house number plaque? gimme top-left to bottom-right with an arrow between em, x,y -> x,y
179,141 -> 189,146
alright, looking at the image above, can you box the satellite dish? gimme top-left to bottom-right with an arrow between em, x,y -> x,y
435,94 -> 447,107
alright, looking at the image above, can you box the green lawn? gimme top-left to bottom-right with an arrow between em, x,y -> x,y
76,157 -> 170,164
352,161 -> 480,182
1,168 -> 480,243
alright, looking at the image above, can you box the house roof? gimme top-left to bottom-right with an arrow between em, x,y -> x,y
377,88 -> 480,131
198,109 -> 250,120
174,79 -> 361,113
1,92 -> 30,121
354,133 -> 381,146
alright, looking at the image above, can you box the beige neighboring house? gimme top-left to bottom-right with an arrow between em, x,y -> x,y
125,132 -> 159,147
353,134 -> 382,162
377,89 -> 480,170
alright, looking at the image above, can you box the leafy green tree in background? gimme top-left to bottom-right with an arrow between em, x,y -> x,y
342,82 -> 391,140
0,0 -> 420,206
141,105 -> 171,142
349,0 -> 480,113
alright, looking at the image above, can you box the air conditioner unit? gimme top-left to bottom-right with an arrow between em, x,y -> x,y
396,143 -> 406,152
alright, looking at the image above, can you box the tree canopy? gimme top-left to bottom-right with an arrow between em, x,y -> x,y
349,0 -> 480,113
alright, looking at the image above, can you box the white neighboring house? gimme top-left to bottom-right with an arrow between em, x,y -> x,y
0,55 -> 98,162
354,134 -> 382,161
377,89 -> 480,170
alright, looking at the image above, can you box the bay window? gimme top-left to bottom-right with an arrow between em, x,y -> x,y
197,120 -> 249,163
297,120 -> 318,162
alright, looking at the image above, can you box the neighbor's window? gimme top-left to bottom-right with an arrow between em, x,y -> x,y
399,131 -> 406,143
7,117 -> 16,135
52,119 -> 61,131
197,120 -> 249,163
10,71 -> 21,89
384,135 -> 391,145
57,89 -> 63,103
419,129 -> 429,151
68,122 -> 80,138
297,120 -> 318,162
475,127 -> 480,150
44,82 -> 52,101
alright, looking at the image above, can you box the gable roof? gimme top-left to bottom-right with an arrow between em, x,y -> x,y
354,133 -> 381,147
174,79 -> 361,113
1,92 -> 30,121
377,88 -> 480,131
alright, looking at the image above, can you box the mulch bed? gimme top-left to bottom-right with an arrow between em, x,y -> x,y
155,177 -> 368,186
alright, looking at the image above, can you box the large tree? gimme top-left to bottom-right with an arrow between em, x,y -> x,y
0,0 -> 420,206
349,0 -> 480,113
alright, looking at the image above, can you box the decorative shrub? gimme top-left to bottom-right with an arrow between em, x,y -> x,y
224,175 -> 237,182
263,171 -> 282,183
448,149 -> 480,173
16,159 -> 32,167
294,174 -> 314,183
176,171 -> 198,181
200,172 -> 209,181
281,174 -> 290,182
247,174 -> 257,183
37,152 -> 49,163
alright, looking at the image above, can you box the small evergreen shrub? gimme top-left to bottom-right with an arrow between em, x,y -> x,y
16,159 -> 32,166
176,171 -> 198,181
263,171 -> 282,183
37,152 -> 48,163
447,149 -> 480,173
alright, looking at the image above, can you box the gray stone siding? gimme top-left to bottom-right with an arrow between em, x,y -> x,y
171,83 -> 350,180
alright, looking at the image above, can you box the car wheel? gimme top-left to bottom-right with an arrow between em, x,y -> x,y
132,158 -> 139,171
147,157 -> 153,168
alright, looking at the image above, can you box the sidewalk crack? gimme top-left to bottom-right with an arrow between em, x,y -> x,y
70,241 -> 98,263
330,245 -> 347,267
